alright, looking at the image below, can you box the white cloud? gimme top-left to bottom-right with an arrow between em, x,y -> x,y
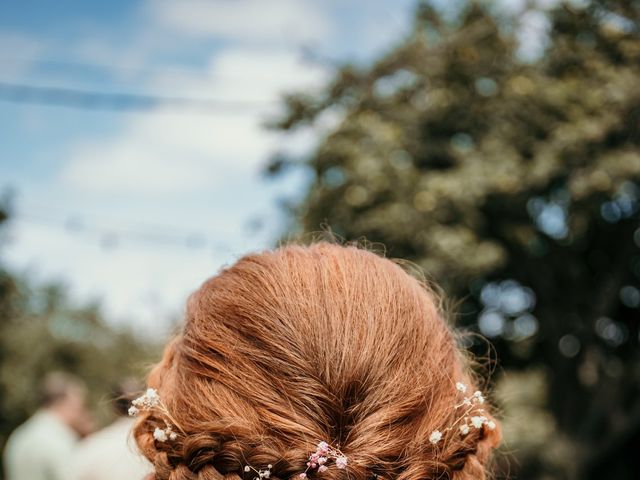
0,31 -> 47,78
3,0 -> 415,333
4,217 -> 242,337
62,140 -> 216,195
15,6 -> 332,331
59,48 -> 327,197
147,0 -> 331,44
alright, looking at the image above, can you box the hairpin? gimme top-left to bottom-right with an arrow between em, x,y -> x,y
429,382 -> 496,445
298,441 -> 348,478
129,388 -> 184,442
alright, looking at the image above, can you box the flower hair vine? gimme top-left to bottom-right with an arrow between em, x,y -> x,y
429,382 -> 496,445
298,441 -> 348,478
128,388 -> 184,443
240,441 -> 346,480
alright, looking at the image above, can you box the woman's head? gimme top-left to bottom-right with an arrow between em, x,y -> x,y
134,242 -> 501,480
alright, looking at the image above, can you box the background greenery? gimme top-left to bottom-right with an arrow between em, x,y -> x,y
268,0 -> 640,478
1,1 -> 638,479
0,200 -> 161,479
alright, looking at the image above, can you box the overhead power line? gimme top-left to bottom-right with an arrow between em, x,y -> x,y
11,209 -> 239,253
0,56 -> 295,82
0,56 -> 209,78
0,81 -> 275,114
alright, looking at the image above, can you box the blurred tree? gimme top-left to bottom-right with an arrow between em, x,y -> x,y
0,197 -> 160,479
271,1 -> 640,478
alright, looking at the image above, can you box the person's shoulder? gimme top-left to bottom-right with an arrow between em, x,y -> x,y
3,412 -> 57,473
71,417 -> 151,480
76,417 -> 136,455
4,412 -> 42,451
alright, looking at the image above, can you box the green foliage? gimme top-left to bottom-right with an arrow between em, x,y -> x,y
273,1 -> 640,478
0,200 -> 161,479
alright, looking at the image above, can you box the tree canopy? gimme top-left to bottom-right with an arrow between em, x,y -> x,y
272,1 -> 640,478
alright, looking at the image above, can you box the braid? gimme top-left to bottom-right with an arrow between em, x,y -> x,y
448,418 -> 501,480
135,416 -> 320,480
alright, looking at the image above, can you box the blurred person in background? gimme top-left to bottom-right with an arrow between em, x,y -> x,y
71,379 -> 151,480
3,372 -> 90,480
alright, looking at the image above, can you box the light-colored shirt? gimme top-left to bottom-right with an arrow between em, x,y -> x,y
71,417 -> 151,480
4,410 -> 79,480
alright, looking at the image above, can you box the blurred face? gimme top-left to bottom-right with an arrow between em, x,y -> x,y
54,385 -> 95,435
62,385 -> 85,415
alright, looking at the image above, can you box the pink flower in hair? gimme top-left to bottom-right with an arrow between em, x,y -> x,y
299,441 -> 348,477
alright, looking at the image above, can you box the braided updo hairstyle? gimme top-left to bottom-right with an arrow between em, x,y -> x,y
133,242 -> 501,480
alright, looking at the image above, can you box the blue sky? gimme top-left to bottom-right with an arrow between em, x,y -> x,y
0,0 -> 419,336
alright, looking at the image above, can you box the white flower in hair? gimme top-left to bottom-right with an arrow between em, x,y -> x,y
146,388 -> 159,401
335,456 -> 348,469
244,463 -> 273,480
130,386 -> 183,442
428,381 -> 496,447
130,388 -> 162,413
153,427 -> 168,442
429,430 -> 443,444
470,416 -> 485,429
298,440 -> 348,477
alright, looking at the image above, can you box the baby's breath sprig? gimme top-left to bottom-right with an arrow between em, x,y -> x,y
129,388 -> 184,442
153,423 -> 177,442
429,382 -> 496,445
128,387 -> 160,416
298,441 -> 348,478
244,464 -> 273,480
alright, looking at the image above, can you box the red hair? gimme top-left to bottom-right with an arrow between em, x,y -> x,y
134,242 -> 501,480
